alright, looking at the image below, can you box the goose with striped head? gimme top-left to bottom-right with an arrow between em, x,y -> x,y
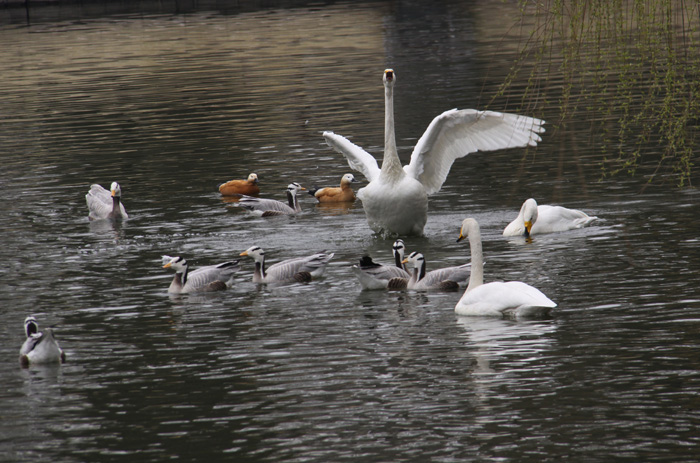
402,251 -> 470,291
239,246 -> 334,284
323,69 -> 545,236
351,239 -> 411,290
86,182 -> 128,220
19,316 -> 66,367
162,256 -> 240,294
238,182 -> 305,216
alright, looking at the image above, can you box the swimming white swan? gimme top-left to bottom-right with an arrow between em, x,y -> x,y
308,173 -> 358,203
162,256 -> 240,294
351,239 -> 410,290
402,251 -> 470,291
240,246 -> 334,284
503,198 -> 597,237
456,218 -> 556,317
86,182 -> 128,220
238,182 -> 305,216
323,69 -> 545,236
19,316 -> 66,367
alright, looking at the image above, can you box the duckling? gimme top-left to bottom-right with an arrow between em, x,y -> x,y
19,316 -> 66,367
219,173 -> 260,196
238,183 -> 305,216
308,173 -> 357,203
402,251 -> 470,291
162,256 -> 240,294
240,246 -> 333,284
86,182 -> 128,220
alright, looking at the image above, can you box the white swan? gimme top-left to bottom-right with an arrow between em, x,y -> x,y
323,69 -> 545,236
86,182 -> 128,220
402,251 -> 470,291
239,246 -> 333,284
238,183 -> 305,216
162,256 -> 240,294
456,218 -> 556,317
503,198 -> 597,237
19,316 -> 66,367
351,239 -> 410,290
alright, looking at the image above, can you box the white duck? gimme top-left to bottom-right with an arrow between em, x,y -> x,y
238,183 -> 305,216
503,198 -> 597,237
162,256 -> 240,294
323,69 -> 545,236
351,239 -> 411,290
402,251 -> 470,291
86,182 -> 128,220
240,246 -> 334,284
456,218 -> 556,317
19,316 -> 66,367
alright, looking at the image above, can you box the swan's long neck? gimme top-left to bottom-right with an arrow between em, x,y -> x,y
467,227 -> 484,292
381,83 -> 403,177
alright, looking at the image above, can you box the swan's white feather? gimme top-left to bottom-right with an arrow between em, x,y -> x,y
456,281 -> 556,317
503,198 -> 597,236
323,131 -> 380,182
405,110 -> 545,195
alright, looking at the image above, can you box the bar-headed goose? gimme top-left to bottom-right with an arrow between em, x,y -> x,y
323,69 -> 545,236
162,256 -> 240,294
219,173 -> 260,196
503,198 -> 597,237
456,218 -> 556,317
308,173 -> 358,203
402,251 -> 470,291
238,182 -> 305,216
351,239 -> 410,290
239,246 -> 333,284
86,182 -> 128,220
19,316 -> 66,367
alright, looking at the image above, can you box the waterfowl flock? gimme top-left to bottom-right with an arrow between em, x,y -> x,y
21,69 -> 599,367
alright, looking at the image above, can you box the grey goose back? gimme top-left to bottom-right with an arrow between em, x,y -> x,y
238,182 -> 305,216
402,251 -> 470,291
19,316 -> 66,367
162,256 -> 240,294
86,182 -> 128,220
239,246 -> 333,284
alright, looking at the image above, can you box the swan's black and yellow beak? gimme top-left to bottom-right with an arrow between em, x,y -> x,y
524,220 -> 533,237
456,231 -> 466,242
384,69 -> 394,81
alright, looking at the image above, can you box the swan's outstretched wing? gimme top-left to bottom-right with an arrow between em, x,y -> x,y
323,131 -> 381,182
404,110 -> 545,195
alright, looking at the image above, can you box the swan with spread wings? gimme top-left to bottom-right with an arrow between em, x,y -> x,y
323,69 -> 545,236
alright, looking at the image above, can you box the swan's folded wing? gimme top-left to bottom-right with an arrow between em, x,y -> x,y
404,110 -> 545,195
323,131 -> 381,182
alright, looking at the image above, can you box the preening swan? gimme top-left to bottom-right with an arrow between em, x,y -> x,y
162,256 -> 240,294
308,173 -> 358,203
323,69 -> 545,236
351,239 -> 410,290
19,316 -> 66,367
503,198 -> 597,237
456,218 -> 556,317
240,246 -> 334,284
238,182 -> 305,216
219,173 -> 260,196
402,251 -> 470,291
86,182 -> 128,220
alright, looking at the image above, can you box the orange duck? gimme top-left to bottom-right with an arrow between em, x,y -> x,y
219,173 -> 260,196
308,173 -> 357,203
